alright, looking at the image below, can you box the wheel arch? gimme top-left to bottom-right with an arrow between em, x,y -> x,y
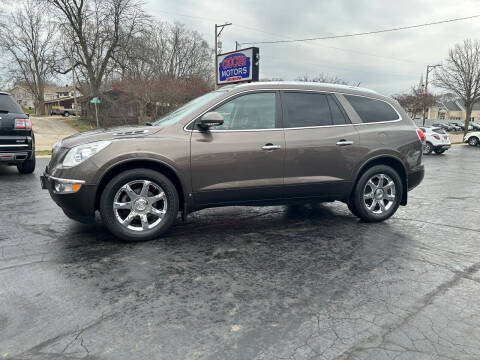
352,155 -> 408,206
94,159 -> 185,211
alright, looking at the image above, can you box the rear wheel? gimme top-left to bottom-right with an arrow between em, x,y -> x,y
17,154 -> 36,174
63,111 -> 70,117
468,136 -> 479,146
423,142 -> 433,155
100,169 -> 179,241
352,165 -> 403,222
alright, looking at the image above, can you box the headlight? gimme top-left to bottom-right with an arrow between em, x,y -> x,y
63,140 -> 111,167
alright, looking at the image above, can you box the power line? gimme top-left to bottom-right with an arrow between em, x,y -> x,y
239,14 -> 480,45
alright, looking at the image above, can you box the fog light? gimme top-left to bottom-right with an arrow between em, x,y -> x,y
54,181 -> 82,194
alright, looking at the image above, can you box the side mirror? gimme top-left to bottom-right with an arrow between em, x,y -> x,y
199,112 -> 224,129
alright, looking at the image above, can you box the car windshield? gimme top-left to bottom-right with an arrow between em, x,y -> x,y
0,94 -> 23,113
152,90 -> 227,128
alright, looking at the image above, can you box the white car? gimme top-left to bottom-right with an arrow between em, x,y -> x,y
464,131 -> 480,146
419,127 -> 451,155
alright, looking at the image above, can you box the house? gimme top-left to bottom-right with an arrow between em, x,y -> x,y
425,100 -> 480,123
9,84 -> 56,111
52,85 -> 83,99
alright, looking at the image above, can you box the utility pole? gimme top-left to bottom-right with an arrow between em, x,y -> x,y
423,64 -> 442,126
215,22 -> 232,90
235,41 -> 240,51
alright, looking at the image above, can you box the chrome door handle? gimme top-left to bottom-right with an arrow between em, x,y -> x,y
261,144 -> 281,150
336,140 -> 354,146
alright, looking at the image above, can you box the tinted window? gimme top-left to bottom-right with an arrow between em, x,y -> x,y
433,128 -> 446,134
0,94 -> 23,113
345,95 -> 399,123
212,92 -> 276,130
284,92 -> 331,127
328,95 -> 348,125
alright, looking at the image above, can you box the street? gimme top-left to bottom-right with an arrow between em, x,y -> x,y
1,145 -> 480,360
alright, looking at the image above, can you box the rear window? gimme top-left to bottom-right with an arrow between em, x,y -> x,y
0,94 -> 23,113
345,95 -> 399,123
433,128 -> 446,134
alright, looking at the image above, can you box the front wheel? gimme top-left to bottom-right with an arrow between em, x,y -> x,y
352,165 -> 403,222
100,169 -> 179,241
63,112 -> 70,117
17,154 -> 36,174
434,149 -> 445,154
468,137 -> 479,146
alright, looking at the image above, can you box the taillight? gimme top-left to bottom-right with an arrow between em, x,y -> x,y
14,119 -> 32,130
416,129 -> 425,143
432,134 -> 440,140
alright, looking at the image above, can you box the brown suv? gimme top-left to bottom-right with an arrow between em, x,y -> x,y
40,82 -> 424,241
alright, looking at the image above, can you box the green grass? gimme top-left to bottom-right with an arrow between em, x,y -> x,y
35,149 -> 52,156
66,117 -> 94,133
22,108 -> 35,115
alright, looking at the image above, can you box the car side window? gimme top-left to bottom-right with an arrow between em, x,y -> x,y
211,92 -> 276,130
283,92 -> 332,127
344,95 -> 400,123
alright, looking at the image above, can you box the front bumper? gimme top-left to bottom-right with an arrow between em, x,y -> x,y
40,171 -> 97,221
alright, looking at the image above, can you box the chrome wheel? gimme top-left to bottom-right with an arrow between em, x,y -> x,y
113,180 -> 167,232
423,142 -> 432,155
363,174 -> 396,215
469,137 -> 478,146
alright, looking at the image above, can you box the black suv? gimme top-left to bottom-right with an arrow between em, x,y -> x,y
0,92 -> 36,174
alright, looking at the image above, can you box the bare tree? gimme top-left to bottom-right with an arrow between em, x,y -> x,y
0,0 -> 58,115
42,0 -> 147,99
393,78 -> 436,120
296,73 -> 355,85
434,39 -> 480,136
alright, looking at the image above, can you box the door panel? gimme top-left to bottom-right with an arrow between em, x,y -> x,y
284,126 -> 360,198
190,91 -> 285,205
282,91 -> 361,199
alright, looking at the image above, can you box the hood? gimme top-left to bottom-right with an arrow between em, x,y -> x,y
59,125 -> 163,148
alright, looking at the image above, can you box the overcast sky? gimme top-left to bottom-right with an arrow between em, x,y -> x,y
145,0 -> 480,95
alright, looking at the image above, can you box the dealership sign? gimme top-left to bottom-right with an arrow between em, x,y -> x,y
217,47 -> 259,85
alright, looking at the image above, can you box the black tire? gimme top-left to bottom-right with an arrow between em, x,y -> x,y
352,165 -> 403,223
423,142 -> 433,155
63,111 -> 70,117
17,154 -> 36,174
468,137 -> 479,146
434,149 -> 445,154
100,168 -> 179,241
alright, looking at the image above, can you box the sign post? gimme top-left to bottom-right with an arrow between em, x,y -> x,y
90,97 -> 101,128
216,47 -> 259,86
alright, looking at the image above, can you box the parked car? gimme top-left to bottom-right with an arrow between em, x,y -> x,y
470,122 -> 480,131
432,123 -> 453,132
419,126 -> 451,155
464,131 -> 480,146
51,107 -> 79,117
41,82 -> 424,241
0,92 -> 36,174
448,123 -> 463,131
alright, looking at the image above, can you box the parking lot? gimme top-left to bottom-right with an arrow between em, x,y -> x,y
1,145 -> 480,360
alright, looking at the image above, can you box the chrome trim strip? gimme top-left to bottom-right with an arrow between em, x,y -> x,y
184,88 -> 402,133
0,144 -> 29,147
44,174 -> 86,184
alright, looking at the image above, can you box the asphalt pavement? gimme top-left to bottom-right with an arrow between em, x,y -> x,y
1,145 -> 480,360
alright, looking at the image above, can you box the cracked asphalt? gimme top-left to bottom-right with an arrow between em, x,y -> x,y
1,145 -> 480,360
